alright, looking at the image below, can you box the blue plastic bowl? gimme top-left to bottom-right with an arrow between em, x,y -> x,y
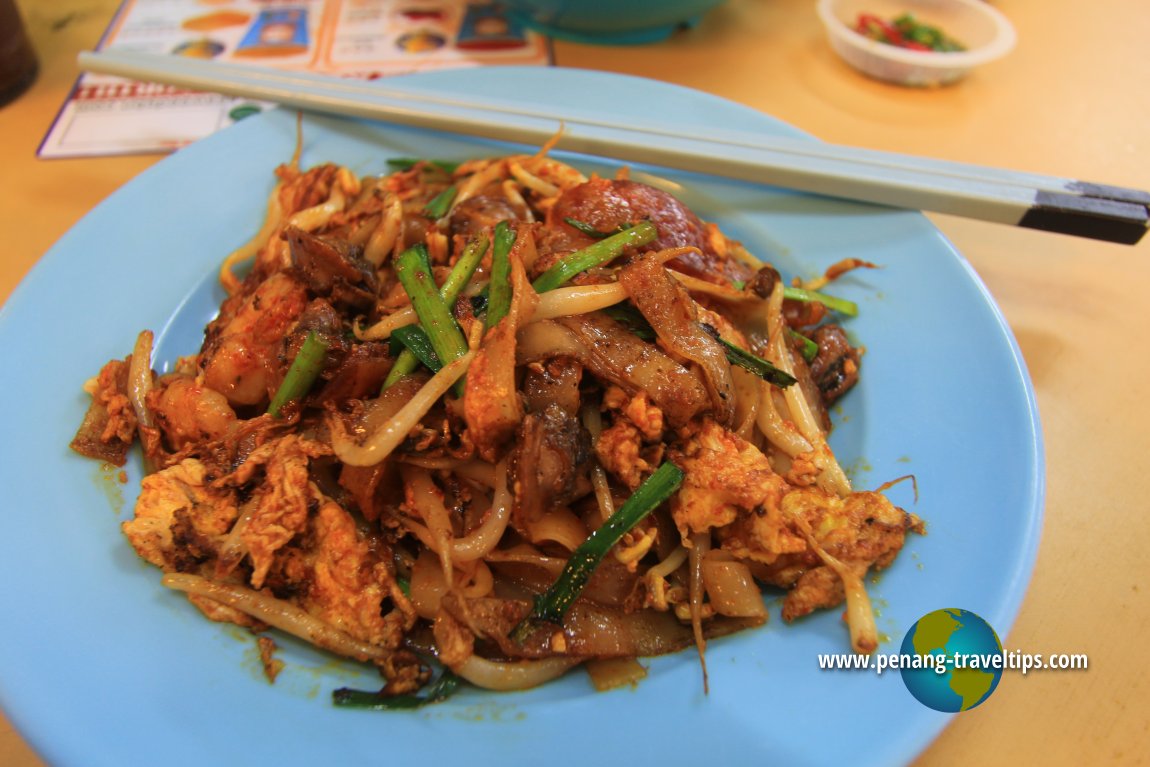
504,0 -> 729,44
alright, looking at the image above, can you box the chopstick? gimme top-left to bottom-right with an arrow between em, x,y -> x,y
77,49 -> 1149,245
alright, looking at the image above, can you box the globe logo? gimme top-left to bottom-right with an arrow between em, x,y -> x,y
899,608 -> 1004,712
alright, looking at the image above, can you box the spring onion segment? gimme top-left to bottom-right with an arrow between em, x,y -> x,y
532,220 -> 658,293
267,331 -> 329,417
390,324 -> 442,372
485,221 -> 516,328
513,461 -> 685,641
701,327 -> 798,388
563,217 -> 630,239
783,286 -> 858,317
333,669 -> 462,710
439,235 -> 489,304
394,244 -> 469,391
788,328 -> 820,362
385,236 -> 487,388
611,306 -> 796,389
423,185 -> 458,219
387,157 -> 460,174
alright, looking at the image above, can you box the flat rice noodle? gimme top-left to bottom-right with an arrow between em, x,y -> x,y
313,340 -> 393,406
485,545 -> 635,608
701,555 -> 769,619
409,549 -> 449,620
451,654 -> 580,691
338,459 -> 398,523
521,357 -> 583,416
618,253 -> 735,427
70,357 -> 134,466
346,374 -> 425,440
517,313 -> 710,428
284,225 -> 378,311
508,403 -> 590,530
445,591 -> 760,660
584,657 -> 648,692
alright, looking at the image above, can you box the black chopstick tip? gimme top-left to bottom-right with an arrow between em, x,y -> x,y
1066,180 -> 1150,208
1019,191 -> 1148,245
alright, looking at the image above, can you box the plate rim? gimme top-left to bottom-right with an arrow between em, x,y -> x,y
0,65 -> 1045,767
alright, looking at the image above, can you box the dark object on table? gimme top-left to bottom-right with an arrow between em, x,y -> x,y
0,0 -> 38,107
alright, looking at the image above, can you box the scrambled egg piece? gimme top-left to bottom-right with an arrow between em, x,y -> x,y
303,501 -> 412,649
123,458 -> 264,627
123,458 -> 238,571
761,488 -> 924,621
595,387 -> 668,489
595,418 -> 651,490
666,418 -> 922,623
603,386 -> 665,441
670,419 -> 790,540
218,435 -> 330,589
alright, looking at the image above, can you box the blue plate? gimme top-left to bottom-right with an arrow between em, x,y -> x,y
0,67 -> 1043,767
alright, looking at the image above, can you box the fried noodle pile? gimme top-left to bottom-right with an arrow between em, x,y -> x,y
72,144 -> 923,701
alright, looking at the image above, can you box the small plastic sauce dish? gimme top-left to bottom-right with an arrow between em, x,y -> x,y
816,0 -> 1016,87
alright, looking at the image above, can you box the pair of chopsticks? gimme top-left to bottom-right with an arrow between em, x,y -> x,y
77,50 -> 1149,245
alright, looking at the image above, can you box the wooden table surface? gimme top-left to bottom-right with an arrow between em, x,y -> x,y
3,1 -> 1148,765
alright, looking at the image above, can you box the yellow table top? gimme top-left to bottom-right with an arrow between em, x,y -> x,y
3,1 -> 1148,765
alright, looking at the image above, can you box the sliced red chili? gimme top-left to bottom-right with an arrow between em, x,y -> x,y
855,13 -> 906,46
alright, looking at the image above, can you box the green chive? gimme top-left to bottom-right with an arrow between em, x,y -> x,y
390,324 -> 442,372
783,286 -> 859,317
532,220 -> 658,293
394,245 -> 469,394
717,335 -> 797,388
562,217 -> 630,239
696,322 -> 796,387
423,185 -> 458,219
607,308 -> 795,387
267,331 -> 329,418
333,669 -> 461,710
438,235 -> 489,305
387,158 -> 460,175
603,303 -> 655,339
512,461 -> 684,641
383,236 -> 487,389
485,221 -> 516,329
787,328 -> 820,362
